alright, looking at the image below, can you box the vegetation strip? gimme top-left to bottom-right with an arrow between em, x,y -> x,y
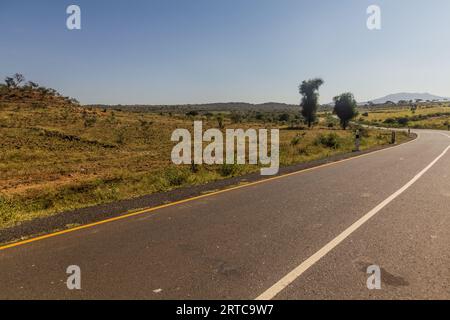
0,134 -> 416,247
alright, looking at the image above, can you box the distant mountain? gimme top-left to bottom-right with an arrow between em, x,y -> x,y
369,92 -> 449,104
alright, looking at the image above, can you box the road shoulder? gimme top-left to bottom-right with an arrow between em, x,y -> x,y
0,134 -> 417,246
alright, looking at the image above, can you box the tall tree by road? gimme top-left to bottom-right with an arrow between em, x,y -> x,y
333,92 -> 358,130
299,78 -> 324,128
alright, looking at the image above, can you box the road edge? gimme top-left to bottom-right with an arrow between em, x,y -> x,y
0,133 -> 417,247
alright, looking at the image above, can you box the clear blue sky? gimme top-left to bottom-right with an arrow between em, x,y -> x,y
1,0 -> 450,105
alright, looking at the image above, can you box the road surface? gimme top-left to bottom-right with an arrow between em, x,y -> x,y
1,129 -> 449,299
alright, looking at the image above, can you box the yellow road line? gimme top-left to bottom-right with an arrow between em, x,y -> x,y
0,136 -> 418,252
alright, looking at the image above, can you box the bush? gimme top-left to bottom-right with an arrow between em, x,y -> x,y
298,146 -> 309,155
84,116 -> 97,128
115,128 -> 126,144
314,133 -> 341,149
0,197 -> 18,224
396,117 -> 409,126
383,118 -> 396,124
290,135 -> 302,146
278,113 -> 290,122
185,110 -> 199,117
216,115 -> 224,129
357,127 -> 370,138
230,112 -> 243,123
164,168 -> 189,186
218,163 -> 239,177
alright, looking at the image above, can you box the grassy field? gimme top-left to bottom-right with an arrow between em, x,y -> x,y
0,99 -> 409,229
358,105 -> 450,130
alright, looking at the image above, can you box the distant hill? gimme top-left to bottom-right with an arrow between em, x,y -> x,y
91,102 -> 302,113
369,93 -> 448,104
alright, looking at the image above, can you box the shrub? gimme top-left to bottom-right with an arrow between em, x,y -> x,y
0,197 -> 18,224
358,127 -> 370,138
218,163 -> 239,177
298,146 -> 309,155
230,112 -> 243,123
115,128 -> 126,144
291,135 -> 302,146
396,117 -> 409,126
186,110 -> 199,117
314,133 -> 341,149
255,112 -> 264,121
278,113 -> 290,122
84,116 -> 97,128
164,168 -> 189,186
216,114 -> 224,129
139,119 -> 153,130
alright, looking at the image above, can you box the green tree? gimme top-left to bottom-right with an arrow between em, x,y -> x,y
4,74 -> 25,88
4,77 -> 16,88
333,92 -> 358,130
299,78 -> 324,128
13,73 -> 25,86
278,113 -> 290,122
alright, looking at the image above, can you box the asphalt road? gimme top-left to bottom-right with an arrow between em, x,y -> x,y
1,129 -> 449,300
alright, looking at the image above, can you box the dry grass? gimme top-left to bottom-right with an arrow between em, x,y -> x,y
359,105 -> 450,129
0,102 -> 407,228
